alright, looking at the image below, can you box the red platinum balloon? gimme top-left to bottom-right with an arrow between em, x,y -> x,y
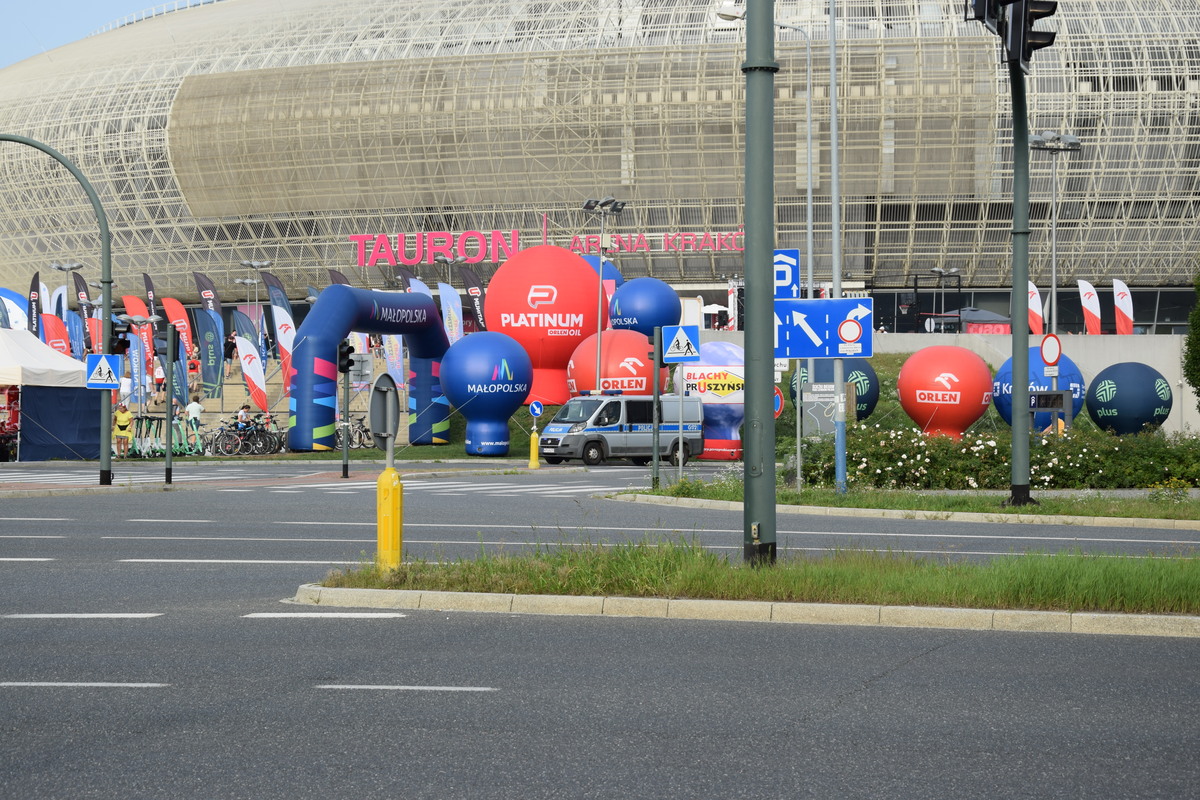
484,245 -> 604,405
897,346 -> 993,439
566,330 -> 667,396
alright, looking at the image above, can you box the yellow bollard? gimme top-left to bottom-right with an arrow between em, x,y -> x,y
376,467 -> 402,570
528,430 -> 540,469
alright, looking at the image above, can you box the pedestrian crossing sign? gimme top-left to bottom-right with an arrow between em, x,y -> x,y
85,354 -> 122,389
662,325 -> 701,363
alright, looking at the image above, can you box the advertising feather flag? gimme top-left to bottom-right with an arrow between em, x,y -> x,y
1027,281 -> 1044,335
120,294 -> 156,366
459,265 -> 487,331
408,277 -> 433,297
40,314 -> 71,355
328,269 -> 352,285
260,272 -> 296,397
1113,279 -> 1133,335
437,282 -> 464,344
126,328 -> 148,406
161,297 -> 194,358
394,267 -> 416,293
1077,279 -> 1102,334
142,273 -> 162,342
71,272 -> 95,351
1,288 -> 29,330
193,271 -> 224,319
50,285 -> 68,319
382,334 -> 405,387
28,272 -> 41,338
232,309 -> 269,411
192,307 -> 224,398
63,311 -> 85,358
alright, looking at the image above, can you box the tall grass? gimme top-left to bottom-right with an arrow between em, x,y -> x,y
323,539 -> 1200,614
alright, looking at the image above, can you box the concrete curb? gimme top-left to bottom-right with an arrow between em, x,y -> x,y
291,584 -> 1200,638
615,493 -> 1200,531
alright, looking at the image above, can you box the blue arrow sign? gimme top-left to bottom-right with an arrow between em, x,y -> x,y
773,298 -> 874,359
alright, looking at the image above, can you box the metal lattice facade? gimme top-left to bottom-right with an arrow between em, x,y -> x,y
1,0 -> 1199,303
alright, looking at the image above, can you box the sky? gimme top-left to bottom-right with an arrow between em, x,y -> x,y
1,1 -> 151,69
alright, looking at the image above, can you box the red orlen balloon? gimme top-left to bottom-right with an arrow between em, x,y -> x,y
566,330 -> 668,396
897,346 -> 993,439
484,245 -> 604,405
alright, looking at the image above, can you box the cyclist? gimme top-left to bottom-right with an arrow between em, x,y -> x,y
236,404 -> 252,430
185,394 -> 205,447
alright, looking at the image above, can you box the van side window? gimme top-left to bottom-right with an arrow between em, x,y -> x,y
596,401 -> 620,426
626,400 -> 654,425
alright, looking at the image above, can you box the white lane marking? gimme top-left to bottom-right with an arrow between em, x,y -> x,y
0,519 -> 72,522
322,491 -> 360,494
316,684 -> 497,692
127,519 -> 211,523
0,557 -> 55,562
217,489 -> 257,493
0,682 -> 168,688
106,535 -> 375,543
0,535 -> 66,539
243,618 -> 408,623
270,490 -> 305,493
2,618 -> 162,623
120,559 -> 359,565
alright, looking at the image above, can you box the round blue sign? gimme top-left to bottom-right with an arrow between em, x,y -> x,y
529,401 -> 544,418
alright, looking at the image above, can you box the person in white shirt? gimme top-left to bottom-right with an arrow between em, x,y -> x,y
185,395 -> 204,446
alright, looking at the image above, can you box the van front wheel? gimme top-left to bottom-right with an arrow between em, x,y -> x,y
669,442 -> 689,467
582,442 -> 605,466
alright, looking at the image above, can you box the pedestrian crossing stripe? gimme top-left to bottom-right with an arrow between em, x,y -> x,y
85,354 -> 122,389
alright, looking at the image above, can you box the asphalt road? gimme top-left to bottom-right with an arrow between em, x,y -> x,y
1,461 -> 1198,798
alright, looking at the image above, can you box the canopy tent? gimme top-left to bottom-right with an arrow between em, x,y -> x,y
0,328 -> 97,461
0,328 -> 86,386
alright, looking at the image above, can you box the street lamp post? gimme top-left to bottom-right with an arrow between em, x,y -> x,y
718,4 -> 815,490
236,263 -> 267,352
582,196 -> 626,394
930,267 -> 959,330
1029,132 -> 1081,335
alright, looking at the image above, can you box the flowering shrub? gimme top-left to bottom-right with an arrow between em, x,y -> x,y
792,422 -> 1200,490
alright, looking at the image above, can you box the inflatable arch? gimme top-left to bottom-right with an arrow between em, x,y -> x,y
287,284 -> 450,451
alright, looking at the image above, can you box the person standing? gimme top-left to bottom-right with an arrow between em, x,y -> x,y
185,394 -> 204,447
113,402 -> 134,457
223,333 -> 238,378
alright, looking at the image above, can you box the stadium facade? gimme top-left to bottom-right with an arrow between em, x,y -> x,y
0,0 -> 1198,332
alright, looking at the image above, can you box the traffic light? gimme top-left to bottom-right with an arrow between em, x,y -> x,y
967,0 -> 1006,35
337,340 -> 354,373
1004,0 -> 1057,74
110,322 -> 131,355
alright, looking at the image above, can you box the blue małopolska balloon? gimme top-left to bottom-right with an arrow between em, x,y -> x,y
581,255 -> 624,288
992,347 -> 1085,429
788,358 -> 880,421
1085,362 -> 1173,435
440,331 -> 533,456
608,277 -> 682,337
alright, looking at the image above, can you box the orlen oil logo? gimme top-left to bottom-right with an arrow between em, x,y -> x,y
915,372 -> 960,404
527,285 -> 557,308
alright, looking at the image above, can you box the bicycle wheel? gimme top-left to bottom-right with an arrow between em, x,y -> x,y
349,426 -> 366,449
214,431 -> 241,456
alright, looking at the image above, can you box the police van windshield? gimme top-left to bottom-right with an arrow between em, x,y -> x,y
551,399 -> 603,423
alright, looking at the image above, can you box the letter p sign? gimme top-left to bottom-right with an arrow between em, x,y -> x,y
773,249 -> 801,299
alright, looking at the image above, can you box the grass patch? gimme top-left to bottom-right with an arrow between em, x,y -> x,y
657,475 -> 1200,521
323,539 -> 1200,615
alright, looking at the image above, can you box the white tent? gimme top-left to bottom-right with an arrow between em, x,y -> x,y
0,328 -> 86,387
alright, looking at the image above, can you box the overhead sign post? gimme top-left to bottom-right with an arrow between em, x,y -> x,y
369,373 -> 402,569
773,298 -> 874,360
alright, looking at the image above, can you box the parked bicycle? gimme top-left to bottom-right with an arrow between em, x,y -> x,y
334,414 -> 373,450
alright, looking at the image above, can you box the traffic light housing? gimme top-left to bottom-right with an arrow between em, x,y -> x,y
110,322 -> 131,355
1004,0 -> 1057,73
967,0 -> 1006,35
337,340 -> 354,373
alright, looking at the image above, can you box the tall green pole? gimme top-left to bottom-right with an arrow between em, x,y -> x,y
741,0 -> 778,564
1008,64 -> 1032,505
0,134 -> 113,485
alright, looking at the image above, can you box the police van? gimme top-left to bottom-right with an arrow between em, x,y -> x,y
539,394 -> 704,466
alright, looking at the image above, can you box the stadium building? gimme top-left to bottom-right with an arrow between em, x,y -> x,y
0,0 -> 1198,332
